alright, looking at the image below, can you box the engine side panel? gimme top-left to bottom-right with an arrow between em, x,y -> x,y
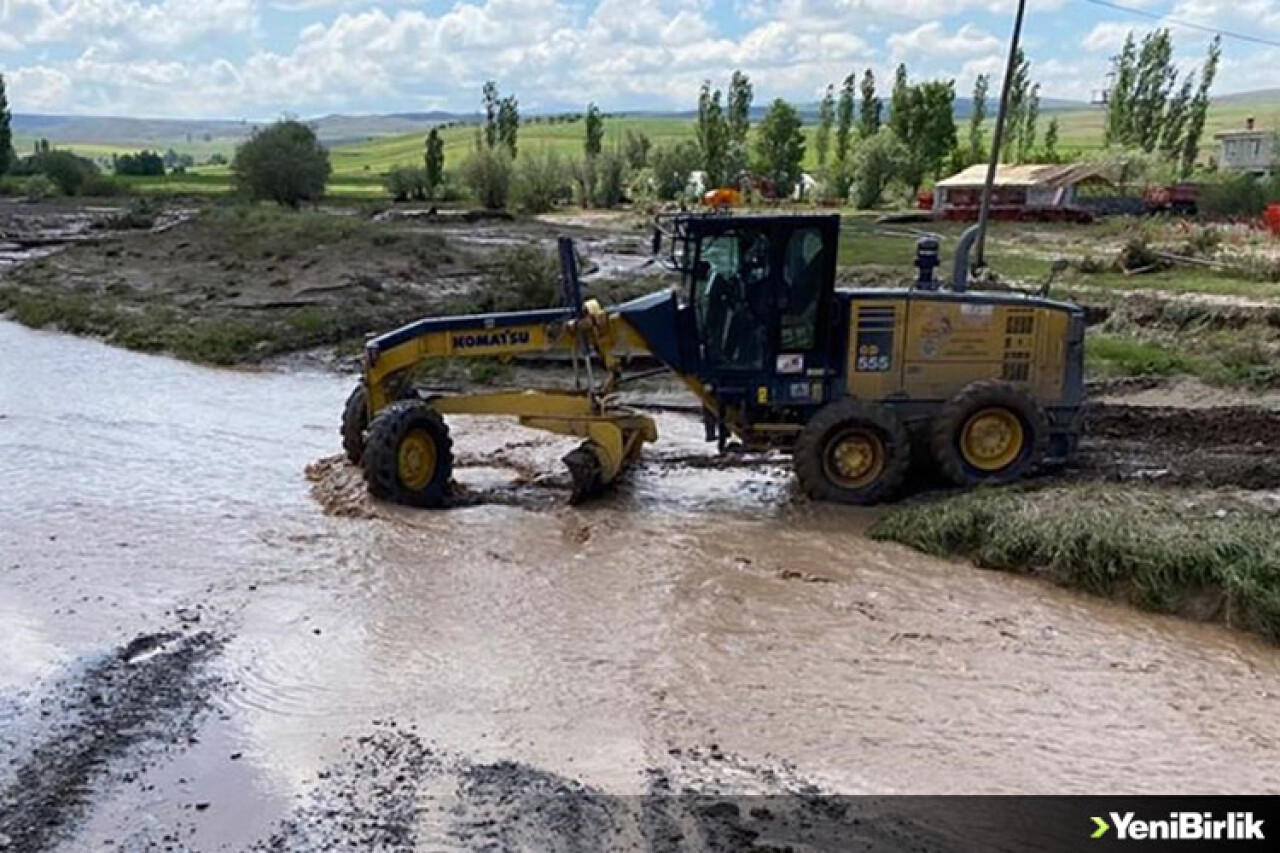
842,290 -> 1083,409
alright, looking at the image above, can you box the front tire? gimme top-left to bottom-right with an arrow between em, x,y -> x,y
361,401 -> 454,508
794,399 -> 910,504
931,380 -> 1048,486
341,383 -> 369,464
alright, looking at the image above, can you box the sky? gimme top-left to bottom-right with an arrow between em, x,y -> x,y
0,0 -> 1277,119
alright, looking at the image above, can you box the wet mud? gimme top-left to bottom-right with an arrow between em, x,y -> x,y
1079,403 -> 1280,489
246,728 -> 970,853
0,631 -> 224,852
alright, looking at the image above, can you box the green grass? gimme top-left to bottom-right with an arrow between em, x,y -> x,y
871,484 -> 1280,642
1086,333 -> 1204,378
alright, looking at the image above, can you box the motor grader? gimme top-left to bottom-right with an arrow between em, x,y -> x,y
341,213 -> 1084,507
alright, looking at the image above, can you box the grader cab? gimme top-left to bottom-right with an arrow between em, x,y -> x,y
342,213 -> 1085,507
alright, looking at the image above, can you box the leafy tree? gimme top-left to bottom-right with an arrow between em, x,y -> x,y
1105,34 -> 1137,146
462,145 -> 512,209
1017,83 -> 1040,163
1180,36 -> 1221,177
910,80 -> 958,190
696,81 -> 729,188
851,129 -> 907,209
1159,75 -> 1194,161
482,81 -> 500,149
497,95 -> 519,158
815,84 -> 835,169
231,120 -> 330,207
0,74 -> 13,176
1043,117 -> 1060,162
726,70 -> 753,179
887,68 -> 957,193
1104,29 -> 1219,174
424,128 -> 445,197
754,99 -> 806,198
1131,30 -> 1175,153
967,74 -> 989,162
825,73 -> 857,199
889,64 -> 911,140
858,69 -> 881,138
584,102 -> 604,158
1002,49 -> 1032,162
623,128 -> 651,169
650,141 -> 700,200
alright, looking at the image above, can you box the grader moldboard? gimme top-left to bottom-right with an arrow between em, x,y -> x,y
341,213 -> 1085,507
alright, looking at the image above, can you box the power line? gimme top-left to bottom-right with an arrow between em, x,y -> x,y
1081,0 -> 1280,49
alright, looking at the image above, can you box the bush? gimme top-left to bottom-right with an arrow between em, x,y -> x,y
591,151 -> 627,209
232,120 -> 331,207
457,244 -> 560,313
23,150 -> 99,196
513,148 -> 568,214
79,174 -> 130,197
649,141 -> 700,201
1181,224 -> 1222,258
1117,232 -> 1165,271
384,166 -> 428,202
461,146 -> 512,210
21,174 -> 56,201
114,150 -> 165,177
1199,173 -> 1265,218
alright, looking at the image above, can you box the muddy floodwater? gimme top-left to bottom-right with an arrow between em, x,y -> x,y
1,319 -> 1278,850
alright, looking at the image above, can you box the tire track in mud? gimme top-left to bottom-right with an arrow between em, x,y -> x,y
1078,403 -> 1280,489
0,631 -> 226,853
246,727 -> 963,853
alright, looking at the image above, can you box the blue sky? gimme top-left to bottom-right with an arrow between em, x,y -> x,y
1,1 -> 1275,118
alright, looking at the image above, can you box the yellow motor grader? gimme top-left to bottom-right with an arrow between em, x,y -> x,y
341,214 -> 1084,507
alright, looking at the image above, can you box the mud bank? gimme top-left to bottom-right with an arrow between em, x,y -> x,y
0,203 -> 664,366
0,631 -> 224,852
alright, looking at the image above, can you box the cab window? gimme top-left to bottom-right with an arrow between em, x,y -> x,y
779,227 -> 824,351
693,231 -> 771,369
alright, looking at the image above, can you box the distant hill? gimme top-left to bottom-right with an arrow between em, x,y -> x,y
10,95 -> 1092,149
10,88 -> 1276,167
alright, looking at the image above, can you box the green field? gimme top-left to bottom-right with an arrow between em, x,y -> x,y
13,94 -> 1278,197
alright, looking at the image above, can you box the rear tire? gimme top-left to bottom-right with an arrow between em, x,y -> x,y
341,383 -> 369,464
931,380 -> 1048,487
794,399 -> 910,504
362,401 -> 453,508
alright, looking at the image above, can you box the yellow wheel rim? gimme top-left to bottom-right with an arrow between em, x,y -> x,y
960,407 -> 1025,471
397,428 -> 437,491
824,428 -> 885,489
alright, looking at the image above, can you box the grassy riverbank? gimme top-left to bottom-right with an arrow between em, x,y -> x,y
871,484 -> 1280,642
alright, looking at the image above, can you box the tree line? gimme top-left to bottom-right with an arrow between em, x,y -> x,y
0,31 -> 1240,210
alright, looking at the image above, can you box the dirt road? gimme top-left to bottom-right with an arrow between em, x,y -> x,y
2,319 -> 1279,851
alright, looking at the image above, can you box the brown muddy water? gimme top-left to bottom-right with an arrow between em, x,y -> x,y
1,320 -> 1278,851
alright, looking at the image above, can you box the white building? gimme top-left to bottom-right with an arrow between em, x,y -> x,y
1215,117 -> 1277,177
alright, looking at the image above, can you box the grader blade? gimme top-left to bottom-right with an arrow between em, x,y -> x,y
564,442 -> 606,505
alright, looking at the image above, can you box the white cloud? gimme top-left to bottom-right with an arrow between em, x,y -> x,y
0,0 -> 1271,118
889,22 -> 999,58
3,0 -> 257,51
1082,22 -> 1130,53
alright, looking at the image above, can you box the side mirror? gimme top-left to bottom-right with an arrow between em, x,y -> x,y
651,227 -> 663,256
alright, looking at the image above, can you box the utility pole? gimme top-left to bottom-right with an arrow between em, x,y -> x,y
974,0 -> 1026,271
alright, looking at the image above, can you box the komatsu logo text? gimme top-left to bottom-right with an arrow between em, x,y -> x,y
452,330 -> 531,350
